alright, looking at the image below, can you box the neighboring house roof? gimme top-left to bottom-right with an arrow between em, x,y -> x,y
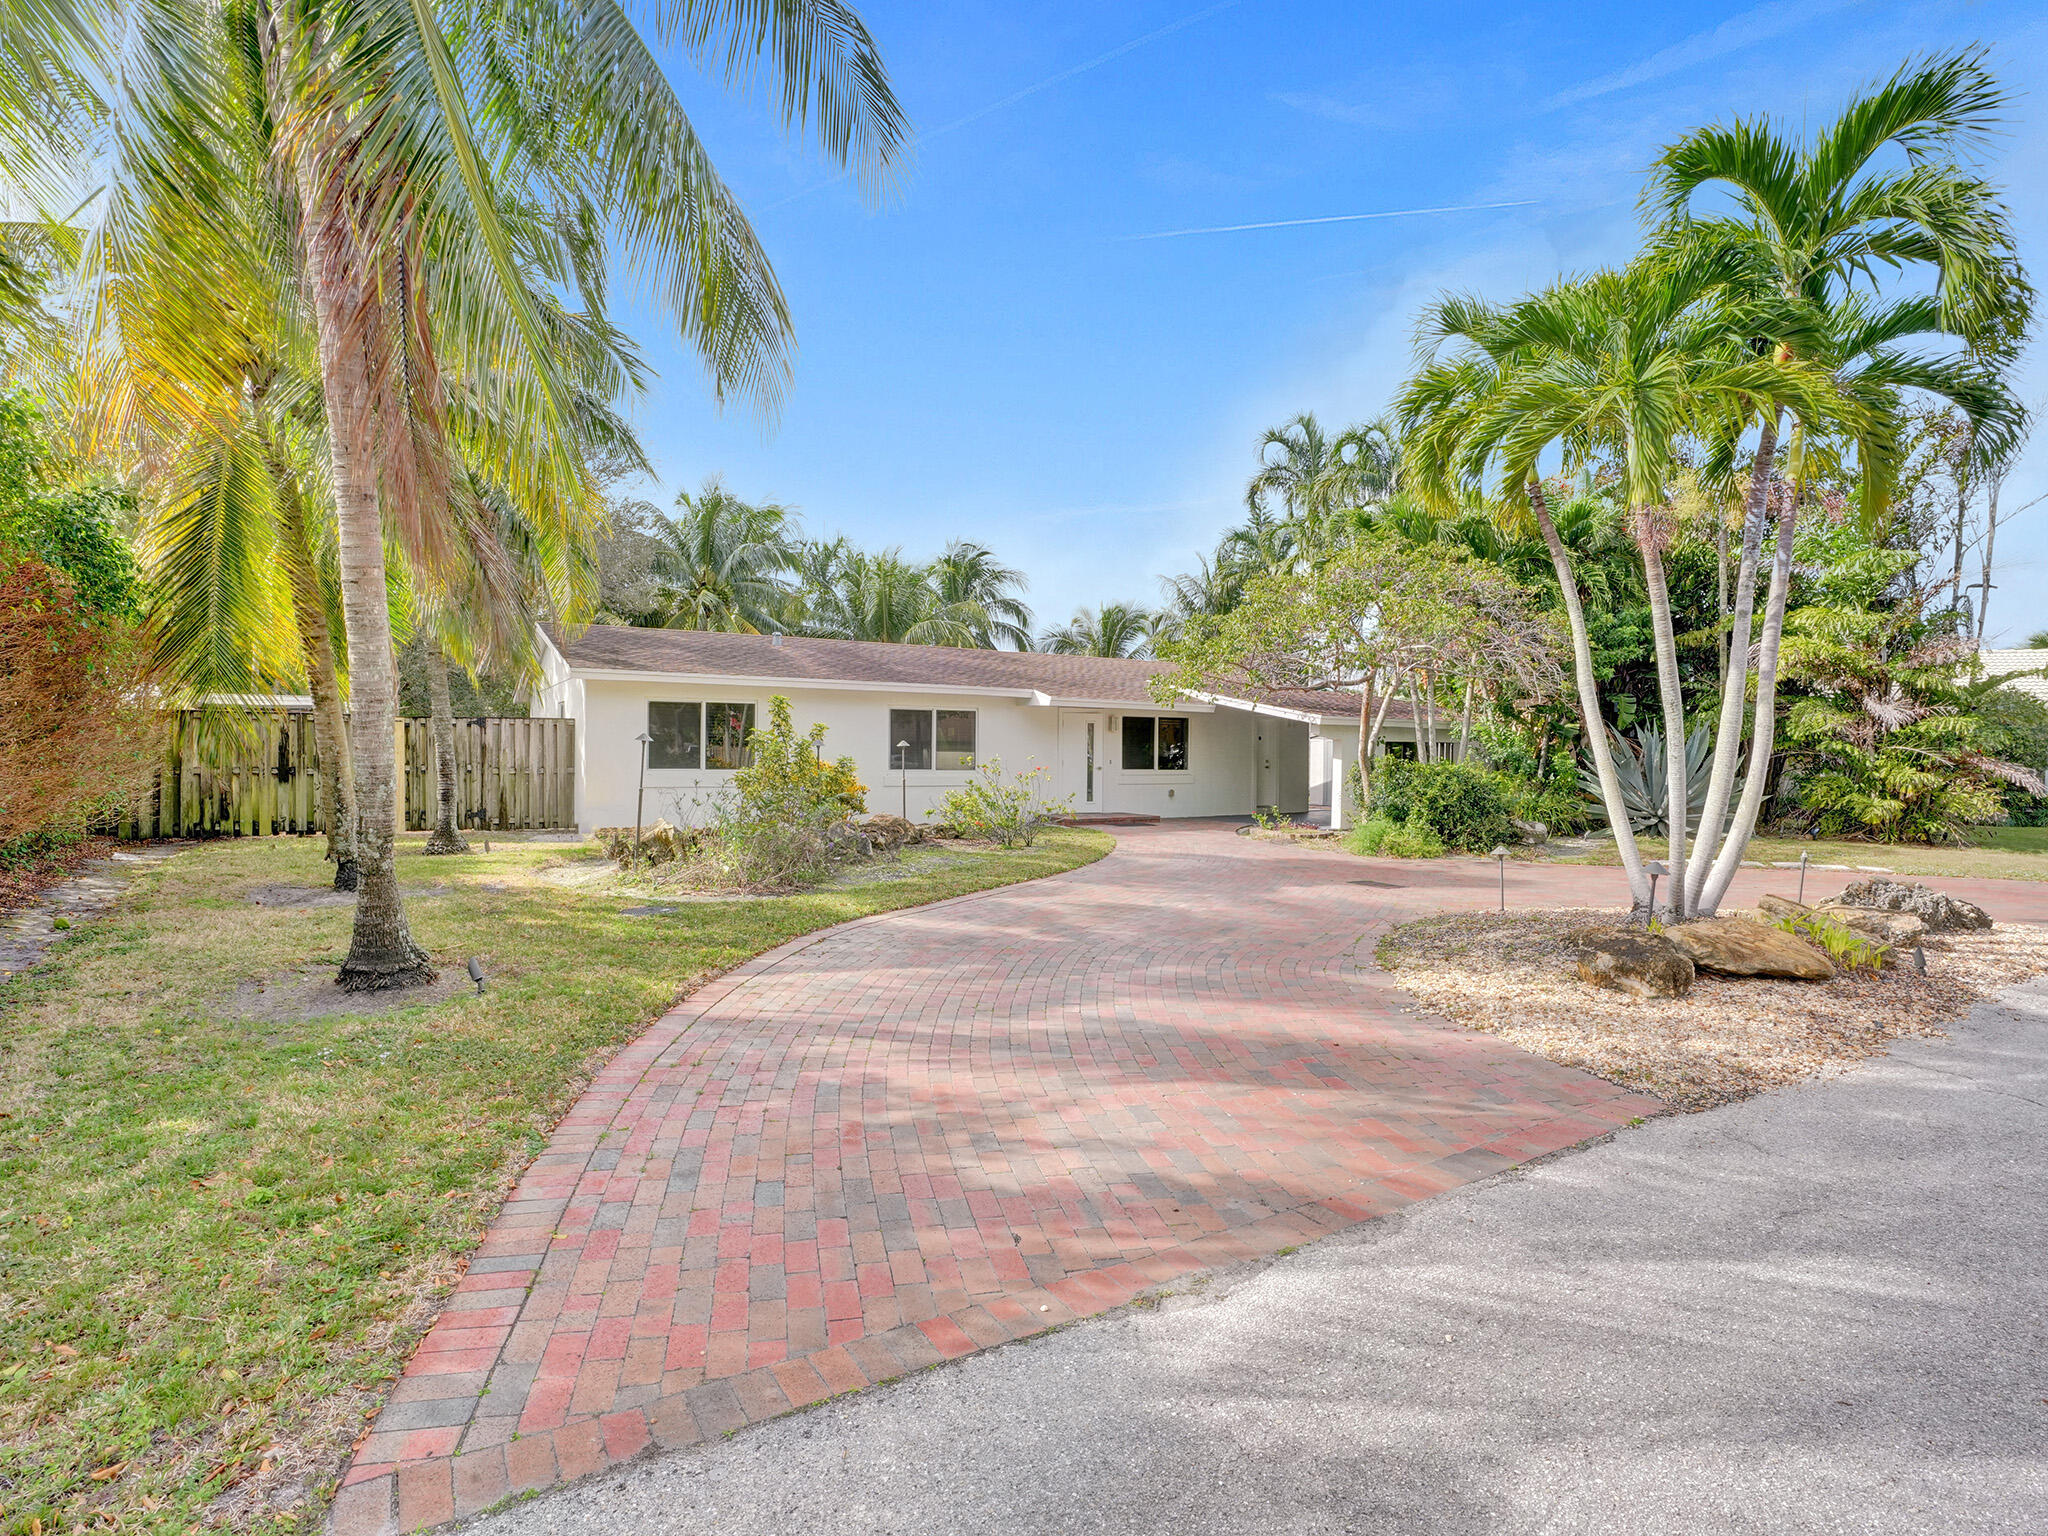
1975,649 -> 2048,705
542,624 -> 1390,724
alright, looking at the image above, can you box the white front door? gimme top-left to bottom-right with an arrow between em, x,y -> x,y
1057,711 -> 1105,810
1255,719 -> 1280,811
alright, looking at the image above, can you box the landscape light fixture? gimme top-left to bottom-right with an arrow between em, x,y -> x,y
1489,846 -> 1509,912
1642,860 -> 1669,926
1797,848 -> 1810,905
896,740 -> 910,820
466,957 -> 486,995
633,731 -> 652,860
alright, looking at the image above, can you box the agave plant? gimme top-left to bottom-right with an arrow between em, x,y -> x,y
1581,722 -> 1738,838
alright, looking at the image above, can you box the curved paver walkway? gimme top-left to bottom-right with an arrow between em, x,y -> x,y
327,825 -> 2048,1534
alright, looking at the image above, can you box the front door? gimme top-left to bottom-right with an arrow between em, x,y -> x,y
1056,711 -> 1105,810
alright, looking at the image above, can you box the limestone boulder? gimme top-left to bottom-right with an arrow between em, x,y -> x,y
1567,926 -> 1695,999
1666,918 -> 1835,980
1831,877 -> 1990,934
1513,818 -> 1549,846
860,814 -> 921,851
1814,901 -> 1926,946
1756,893 -> 1811,921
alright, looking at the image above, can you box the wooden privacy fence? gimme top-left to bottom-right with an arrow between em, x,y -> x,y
113,711 -> 575,838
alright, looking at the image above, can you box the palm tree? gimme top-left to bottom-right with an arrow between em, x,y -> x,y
23,0 -> 908,988
930,540 -> 1034,648
1404,251 -> 1844,917
1244,412 -> 1398,568
1040,603 -> 1156,658
649,478 -> 799,632
1647,49 -> 2030,912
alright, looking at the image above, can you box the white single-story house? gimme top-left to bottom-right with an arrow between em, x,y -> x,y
532,625 -> 1423,832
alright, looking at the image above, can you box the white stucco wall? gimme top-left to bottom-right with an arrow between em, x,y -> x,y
555,676 -> 1287,831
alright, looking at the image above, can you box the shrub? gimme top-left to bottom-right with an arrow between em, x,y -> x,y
1344,816 -> 1445,859
1370,760 -> 1514,853
687,696 -> 868,889
1774,910 -> 1888,974
933,758 -> 1071,848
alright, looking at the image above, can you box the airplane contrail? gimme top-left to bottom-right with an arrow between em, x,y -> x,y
1118,200 -> 1541,241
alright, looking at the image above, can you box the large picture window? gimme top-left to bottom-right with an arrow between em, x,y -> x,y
889,708 -> 976,770
648,702 -> 754,770
1120,715 -> 1190,771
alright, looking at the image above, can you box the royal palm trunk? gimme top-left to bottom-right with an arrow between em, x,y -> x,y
423,639 -> 470,854
1687,413 -> 1778,909
1528,480 -> 1651,908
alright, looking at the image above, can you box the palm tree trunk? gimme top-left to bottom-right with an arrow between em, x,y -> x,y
1637,518 -> 1689,919
269,446 -> 359,889
1687,413 -> 1777,909
298,174 -> 434,990
423,638 -> 471,854
1697,483 -> 1802,916
1528,480 -> 1650,907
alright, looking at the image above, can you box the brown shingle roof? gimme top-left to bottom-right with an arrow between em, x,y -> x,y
545,624 -> 1381,721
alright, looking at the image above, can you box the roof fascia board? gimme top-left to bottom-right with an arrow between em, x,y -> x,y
1186,689 -> 1352,725
568,665 -> 1040,702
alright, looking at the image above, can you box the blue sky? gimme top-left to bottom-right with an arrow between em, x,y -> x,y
617,0 -> 2048,645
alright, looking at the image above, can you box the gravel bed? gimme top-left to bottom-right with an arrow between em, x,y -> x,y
1376,907 -> 2048,1112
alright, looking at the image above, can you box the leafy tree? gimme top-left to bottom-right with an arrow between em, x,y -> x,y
1777,600 -> 2044,841
0,395 -> 141,623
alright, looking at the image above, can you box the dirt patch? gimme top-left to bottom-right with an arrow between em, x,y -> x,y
221,967 -> 483,1022
1377,907 -> 2048,1112
242,882 -> 456,908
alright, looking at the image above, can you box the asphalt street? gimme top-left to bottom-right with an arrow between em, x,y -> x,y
465,976 -> 2048,1536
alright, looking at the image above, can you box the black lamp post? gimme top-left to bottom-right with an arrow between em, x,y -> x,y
1489,845 -> 1509,912
896,739 -> 909,819
633,731 -> 651,860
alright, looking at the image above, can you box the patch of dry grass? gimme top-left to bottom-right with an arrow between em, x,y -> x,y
1377,907 -> 2048,1113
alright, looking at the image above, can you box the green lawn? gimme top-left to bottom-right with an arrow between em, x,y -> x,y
1555,828 -> 2048,883
0,828 -> 1111,1534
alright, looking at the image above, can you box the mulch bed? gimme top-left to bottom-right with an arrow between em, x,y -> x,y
1377,907 -> 2048,1112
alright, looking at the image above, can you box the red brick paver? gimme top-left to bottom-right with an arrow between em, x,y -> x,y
337,825 -> 2048,1532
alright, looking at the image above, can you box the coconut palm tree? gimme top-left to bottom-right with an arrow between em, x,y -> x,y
1040,603 -> 1156,659
21,0 -> 909,988
930,540 -> 1033,648
649,477 -> 798,632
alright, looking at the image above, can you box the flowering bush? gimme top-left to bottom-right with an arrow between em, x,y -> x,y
932,759 -> 1070,848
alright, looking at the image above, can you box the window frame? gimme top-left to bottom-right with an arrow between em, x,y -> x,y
1119,713 -> 1191,773
888,707 -> 977,772
646,700 -> 755,771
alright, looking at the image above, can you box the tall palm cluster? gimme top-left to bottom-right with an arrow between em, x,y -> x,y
1153,52 -> 2032,910
5,0 -> 909,986
604,477 -> 1037,649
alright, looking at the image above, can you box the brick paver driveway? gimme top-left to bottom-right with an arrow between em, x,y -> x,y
330,824 -> 2047,1533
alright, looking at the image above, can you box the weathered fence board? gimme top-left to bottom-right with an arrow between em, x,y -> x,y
113,711 -> 574,838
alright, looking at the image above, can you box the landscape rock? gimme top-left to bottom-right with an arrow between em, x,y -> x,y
1513,818 -> 1549,846
1566,925 -> 1695,999
1831,877 -> 1991,934
1815,901 -> 1926,946
860,814 -> 922,851
1666,918 -> 1836,980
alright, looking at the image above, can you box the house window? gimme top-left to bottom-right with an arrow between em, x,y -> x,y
705,703 -> 756,769
648,701 -> 702,769
887,709 -> 977,770
648,702 -> 754,770
1121,715 -> 1190,771
936,709 -> 977,769
889,709 -> 932,770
